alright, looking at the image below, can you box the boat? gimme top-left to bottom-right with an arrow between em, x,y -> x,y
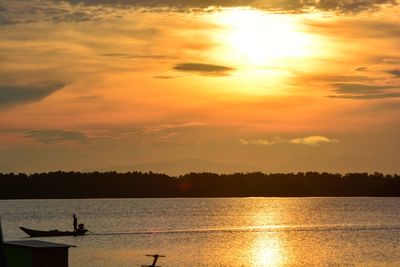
20,227 -> 88,237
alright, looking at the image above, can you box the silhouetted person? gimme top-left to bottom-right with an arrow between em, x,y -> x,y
73,215 -> 78,231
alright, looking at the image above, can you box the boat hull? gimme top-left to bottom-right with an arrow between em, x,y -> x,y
20,227 -> 88,237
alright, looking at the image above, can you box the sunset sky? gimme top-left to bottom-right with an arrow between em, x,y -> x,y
0,0 -> 399,174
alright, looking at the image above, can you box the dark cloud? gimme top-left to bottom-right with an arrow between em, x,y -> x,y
0,14 -> 15,25
332,83 -> 394,94
355,66 -> 368,72
55,0 -> 398,13
329,93 -> 400,99
317,0 -> 398,13
51,11 -> 93,23
329,93 -> 400,100
0,84 -> 65,108
25,129 -> 89,144
0,1 -> 105,25
386,69 -> 400,77
329,83 -> 400,99
2,0 -> 397,26
173,63 -> 235,76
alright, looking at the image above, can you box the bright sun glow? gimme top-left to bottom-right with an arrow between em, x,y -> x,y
250,232 -> 285,266
213,9 -> 315,66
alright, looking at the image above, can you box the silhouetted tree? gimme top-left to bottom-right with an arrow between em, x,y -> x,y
0,171 -> 399,199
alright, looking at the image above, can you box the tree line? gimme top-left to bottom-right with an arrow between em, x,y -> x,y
0,171 -> 399,199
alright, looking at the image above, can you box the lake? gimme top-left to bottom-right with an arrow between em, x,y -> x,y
1,198 -> 400,266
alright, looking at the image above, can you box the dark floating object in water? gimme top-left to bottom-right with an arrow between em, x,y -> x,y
19,227 -> 88,237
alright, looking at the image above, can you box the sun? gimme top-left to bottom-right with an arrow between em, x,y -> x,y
212,9 -> 315,66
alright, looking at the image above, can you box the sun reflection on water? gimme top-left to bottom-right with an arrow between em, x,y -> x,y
252,234 -> 285,266
246,200 -> 287,266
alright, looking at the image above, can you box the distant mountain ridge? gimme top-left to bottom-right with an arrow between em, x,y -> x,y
95,158 -> 264,176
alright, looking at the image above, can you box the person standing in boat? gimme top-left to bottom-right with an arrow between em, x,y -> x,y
73,214 -> 78,231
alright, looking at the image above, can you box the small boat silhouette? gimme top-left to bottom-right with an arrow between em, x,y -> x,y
20,226 -> 88,237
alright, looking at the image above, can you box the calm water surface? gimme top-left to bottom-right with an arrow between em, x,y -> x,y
1,198 -> 400,266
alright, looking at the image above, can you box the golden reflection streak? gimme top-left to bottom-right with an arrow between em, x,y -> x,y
249,202 -> 286,266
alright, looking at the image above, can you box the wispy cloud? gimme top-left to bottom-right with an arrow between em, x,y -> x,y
101,53 -> 176,60
239,137 -> 284,145
240,136 -> 338,146
382,57 -> 400,64
116,122 -> 208,143
25,129 -> 89,144
142,122 -> 208,133
328,83 -> 400,99
305,19 -> 400,41
289,136 -> 338,146
154,75 -> 178,79
332,83 -> 394,94
292,73 -> 377,84
173,63 -> 235,76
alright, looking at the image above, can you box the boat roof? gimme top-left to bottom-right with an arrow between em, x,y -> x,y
4,240 -> 71,248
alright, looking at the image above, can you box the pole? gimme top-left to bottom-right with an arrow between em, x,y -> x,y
144,254 -> 165,267
0,216 -> 7,267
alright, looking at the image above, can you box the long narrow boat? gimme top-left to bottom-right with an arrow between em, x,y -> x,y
20,227 -> 88,237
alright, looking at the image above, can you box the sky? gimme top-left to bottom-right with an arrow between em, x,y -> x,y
0,0 -> 399,174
